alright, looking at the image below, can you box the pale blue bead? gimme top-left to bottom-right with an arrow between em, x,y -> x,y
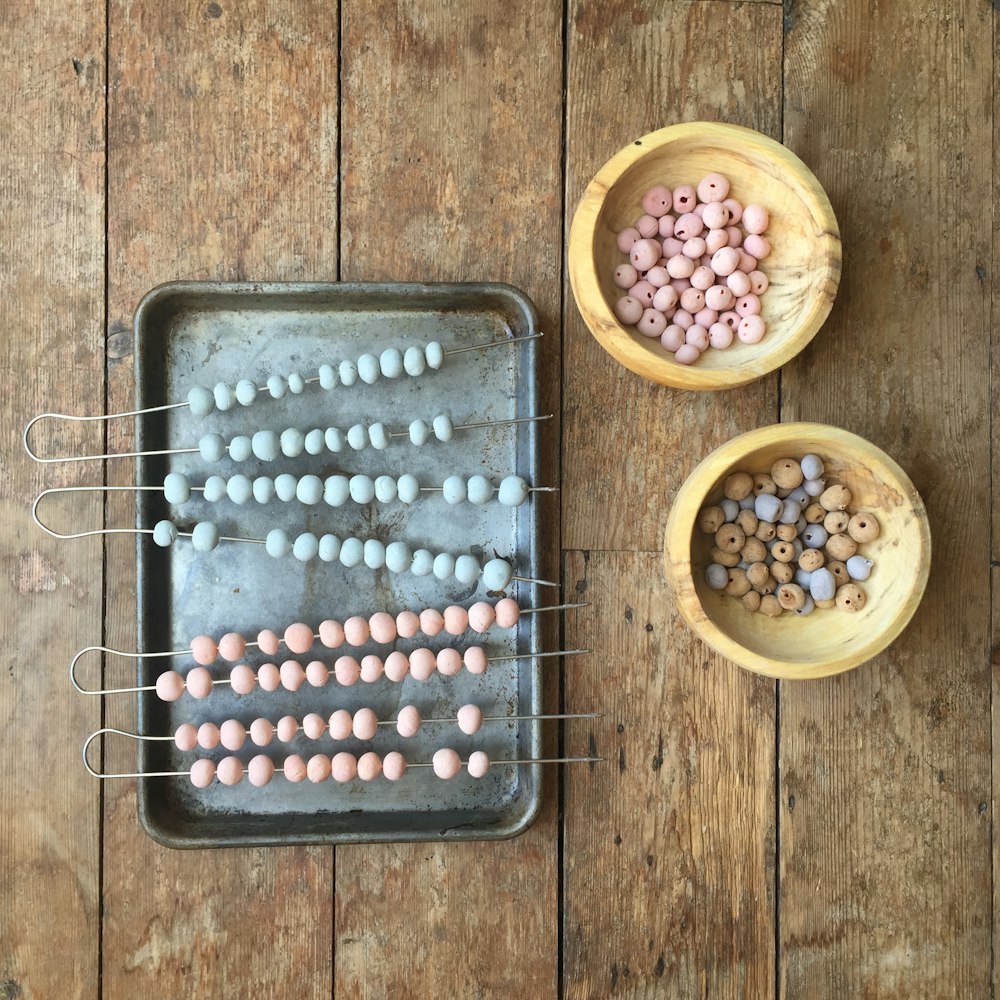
433,552 -> 455,581
226,474 -> 253,505
795,595 -> 816,616
319,364 -> 337,390
379,348 -> 404,379
324,476 -> 350,507
152,520 -> 178,547
163,472 -> 191,505
339,359 -> 358,386
198,433 -> 226,463
403,346 -> 426,377
810,567 -> 835,601
705,564 -> 728,590
409,419 -> 430,446
737,561 -> 750,571
267,374 -> 287,399
296,474 -> 323,505
318,534 -> 341,562
779,500 -> 802,524
363,539 -> 386,569
347,424 -> 367,450
800,454 -> 824,481
374,475 -> 397,502
788,486 -> 809,505
187,386 -> 214,416
803,478 -> 825,497
339,537 -> 364,568
252,476 -> 275,504
467,475 -> 494,505
293,532 -> 319,562
720,498 -> 740,522
738,495 -> 756,510
349,475 -> 375,504
325,427 -> 345,453
754,493 -> 782,523
385,541 -> 412,573
454,554 -> 481,585
796,516 -> 808,534
794,568 -> 813,589
235,378 -> 258,406
368,423 -> 390,450
357,353 -> 381,385
801,524 -> 828,549
442,475 -> 467,505
498,475 -> 529,507
214,382 -> 236,411
425,341 -> 444,369
251,430 -> 280,462
432,413 -> 453,442
481,558 -> 512,591
846,555 -> 874,581
229,435 -> 252,463
191,521 -> 220,552
280,427 -> 305,458
792,539 -> 803,557
303,429 -> 324,456
275,474 -> 297,502
410,549 -> 435,577
397,474 -> 420,504
266,528 -> 292,558
287,372 -> 305,394
203,475 -> 227,502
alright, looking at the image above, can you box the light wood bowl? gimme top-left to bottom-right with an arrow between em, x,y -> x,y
569,122 -> 841,390
663,423 -> 931,679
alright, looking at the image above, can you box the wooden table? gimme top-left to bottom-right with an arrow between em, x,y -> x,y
2,1 -> 994,996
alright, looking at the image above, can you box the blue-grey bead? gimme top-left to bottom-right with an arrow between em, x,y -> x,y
794,567 -> 813,589
229,435 -> 252,463
266,374 -> 287,399
779,500 -> 802,524
349,475 -> 375,504
374,475 -> 397,502
324,476 -> 350,507
795,515 -> 808,534
163,472 -> 191,504
379,348 -> 404,379
318,534 -> 341,562
720,498 -> 740,522
214,382 -> 236,411
425,341 -> 444,369
287,372 -> 305,394
738,494 -> 756,510
481,558 -> 512,591
433,552 -> 456,580
275,474 -> 298,502
467,475 -> 494,505
357,353 -> 381,385
266,528 -> 292,558
198,433 -> 226,464
296,474 -> 323,505
803,478 -> 825,497
705,564 -> 728,590
235,378 -> 258,406
409,419 -> 430,446
792,539 -> 803,557
152,519 -> 178,547
203,475 -> 227,502
363,539 -> 386,569
403,346 -> 426,377
442,475 -> 467,505
498,475 -> 529,507
809,567 -> 836,601
226,474 -> 253,505
252,476 -> 275,504
455,554 -> 481,586
293,532 -> 319,562
191,521 -> 220,552
800,454 -> 824,481
339,359 -> 358,386
280,427 -> 305,458
187,386 -> 215,416
251,430 -> 280,462
397,474 -> 419,504
385,541 -> 412,573
795,595 -> 816,616
368,423 -> 390,450
410,549 -> 435,577
347,424 -> 367,450
324,427 -> 345,453
339,537 -> 364,568
788,486 -> 809,506
304,428 -> 325,456
754,493 -> 782,523
846,555 -> 874,581
319,364 -> 337,390
432,413 -> 453,442
801,524 -> 828,549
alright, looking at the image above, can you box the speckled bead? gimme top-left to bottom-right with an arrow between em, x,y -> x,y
835,583 -> 866,612
848,512 -> 880,543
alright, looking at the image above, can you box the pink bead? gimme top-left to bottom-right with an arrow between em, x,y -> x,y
305,659 -> 329,688
743,234 -> 770,259
352,708 -> 378,741
279,660 -> 306,692
697,172 -> 730,203
666,255 -> 694,279
673,213 -> 703,241
709,322 -> 735,350
217,632 -> 245,662
360,654 -> 384,683
672,309 -> 694,330
645,265 -> 670,288
343,615 -> 369,646
693,202 -> 707,218
737,315 -> 766,344
736,293 -> 761,317
251,718 -> 275,746
307,754 -> 332,783
284,623 -> 314,655
613,263 -> 637,289
660,325 -> 685,352
396,705 -> 422,738
409,647 -> 436,681
432,748 -> 462,780
334,655 -> 360,686
657,214 -> 675,238
436,648 -> 463,676
737,250 -> 758,273
277,715 -> 298,742
467,751 -> 491,779
174,723 -> 198,751
495,598 -> 520,629
368,611 -> 396,644
682,237 -> 706,260
155,670 -> 185,702
748,270 -> 769,295
383,751 -> 407,782
652,285 -> 679,312
468,601 -> 496,633
247,755 -> 274,788
257,629 -> 280,656
635,213 -> 659,238
629,238 -> 661,271
220,719 -> 246,751
217,756 -> 244,786
661,236 -> 683,258
616,227 -> 640,253
331,752 -> 358,784
699,254 -> 713,268
705,285 -> 735,312
685,325 -> 709,351
701,202 -> 730,230
705,229 -> 729,254
318,619 -> 344,649
722,197 -> 743,224
679,288 -> 705,314
672,185 -> 696,213
690,265 -> 715,291
711,247 -> 739,276
197,722 -> 220,749
694,307 -> 719,329
457,704 -> 483,736
636,309 -> 667,339
185,667 -> 213,700
303,712 -> 327,739
628,280 -> 656,307
641,184 -> 672,217
190,634 -> 218,666
395,611 -> 420,639
357,751 -> 383,782
419,608 -> 444,637
464,646 -> 488,675
384,650 -> 410,682
190,759 -> 216,788
720,310 -> 741,330
674,343 -> 701,365
284,755 -> 307,783
742,204 -> 769,235
613,296 -> 643,325
257,662 -> 280,692
229,664 -> 256,695
329,709 -> 353,741
726,226 -> 742,248
727,270 -> 751,297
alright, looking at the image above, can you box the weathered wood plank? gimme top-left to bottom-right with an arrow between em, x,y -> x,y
0,3 -> 105,997
781,1 -> 993,995
334,1 -> 564,996
101,3 -> 337,995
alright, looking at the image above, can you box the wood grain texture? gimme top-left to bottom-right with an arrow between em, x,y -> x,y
102,2 -> 337,995
0,3 -> 105,998
562,551 -> 776,999
780,1 -> 993,995
563,0 -> 783,554
335,1 -> 564,996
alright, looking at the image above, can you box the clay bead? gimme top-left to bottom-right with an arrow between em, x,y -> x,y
674,344 -> 702,366
741,537 -> 767,564
710,247 -> 739,276
672,185 -> 697,213
748,270 -> 769,295
614,263 -> 638,289
776,523 -> 798,542
702,202 -> 729,229
753,474 -> 777,496
616,227 -> 641,253
682,237 -> 707,260
848,512 -> 881,543
747,562 -> 771,589
798,548 -> 825,572
724,472 -> 754,501
735,508 -> 758,534
827,560 -> 849,585
614,296 -> 643,325
711,546 -> 740,568
771,541 -> 795,563
660,325 -> 685,352
836,583 -> 866,612
823,510 -> 850,534
698,506 -> 726,533
820,484 -> 852,511
742,591 -> 762,613
708,322 -> 734,349
814,597 -> 837,609
658,214 -> 675,238
697,173 -> 730,203
825,533 -> 858,561
771,459 -> 803,490
680,287 -> 706,314
653,285 -> 679,313
742,204 -> 769,234
737,315 -> 766,344
726,270 -> 751,297
755,521 -> 777,542
685,325 -> 709,352
723,568 -> 752,597
804,502 -> 826,524
666,255 -> 695,279
646,265 -> 670,288
636,214 -> 660,238
777,583 -> 806,611
706,229 -> 730,254
759,595 -> 783,618
674,213 -> 703,241
743,234 -> 771,259
714,524 -> 746,554
642,185 -> 673,217
637,309 -> 667,339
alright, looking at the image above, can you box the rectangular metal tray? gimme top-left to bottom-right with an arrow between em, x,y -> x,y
134,281 -> 544,847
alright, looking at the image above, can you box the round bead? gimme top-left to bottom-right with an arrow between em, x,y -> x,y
324,475 -> 350,507
409,419 -> 430,446
457,704 -> 483,736
284,756 -> 307,783
455,554 -> 481,586
360,654 -> 384,683
253,476 -> 276,504
705,564 -> 728,590
617,227 -> 641,252
495,597 -> 520,628
339,537 -> 364,568
419,608 -> 445,637
279,660 -> 306,692
368,423 -> 390,450
198,433 -> 226,463
235,378 -> 258,405
836,583 -> 866,612
303,712 -> 327,740
800,454 -> 824,481
498,475 -> 530,507
709,322 -> 734,350
403,345 -> 426,376
344,615 -> 370,646
848,512 -> 881,543
266,529 -> 292,559
296,474 -> 324,505
374,475 -> 398,502
629,238 -> 662,271
742,204 -> 769,235
436,648 -> 462,676
191,522 -> 219,553
433,553 -> 456,581
197,722 -> 221,748
220,718 -> 246,751
190,634 -> 218,665
307,754 -> 332,783
287,373 -> 304,394
384,650 -> 410,682
482,558 -> 513,591
152,520 -> 178,548
257,629 -> 280,656
319,619 -> 345,648
276,716 -> 298,742
285,623 -> 314,654
442,475 -> 467,505
332,752 -> 358,783
190,759 -> 216,788
433,414 -> 454,442
186,666 -> 213,699
226,474 -> 253,505
230,663 -> 256,694
702,202 -> 729,229
250,718 -> 275,746
187,386 -> 215,416
247,755 -> 274,788
697,172 -> 730,203
213,382 -> 236,411
411,549 -> 435,577
339,359 -> 358,386
379,347 -> 404,378
368,612 -> 396,644
352,708 -> 378,741
174,723 -> 198,751
385,541 -> 413,574
347,424 -> 367,450
463,646 -> 488,674
325,427 -> 346,453
615,263 -> 639,288
425,341 -> 445,369
642,184 -> 672,217
163,472 -> 191,505
396,474 -> 420,504
257,663 -> 281,692
266,374 -> 287,399
809,567 -> 836,602
737,315 -> 766,344
637,309 -> 667,339
383,751 -> 407,782
319,364 -> 337,389
468,601 -> 496,632
467,751 -> 491,779
357,751 -> 382,782
203,475 -> 227,503
329,710 -> 353,741
409,647 -> 436,681
304,430 -> 325,457
251,430 -> 280,462
349,475 -> 375,504
334,655 -> 361,686
395,611 -> 420,638
443,605 -> 469,635
278,428 -> 303,459
432,748 -> 462,780
306,660 -> 329,688
357,353 -> 380,384
846,555 -> 874,581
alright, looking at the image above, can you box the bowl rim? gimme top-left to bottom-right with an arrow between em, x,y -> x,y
662,421 -> 932,679
569,121 -> 842,391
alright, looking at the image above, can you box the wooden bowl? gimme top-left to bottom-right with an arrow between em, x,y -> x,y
663,423 -> 931,679
569,122 -> 841,390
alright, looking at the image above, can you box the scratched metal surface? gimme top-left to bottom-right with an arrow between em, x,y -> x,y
133,282 -> 542,847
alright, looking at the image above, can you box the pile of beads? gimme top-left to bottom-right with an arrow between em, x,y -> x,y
612,173 -> 773,365
699,453 -> 879,617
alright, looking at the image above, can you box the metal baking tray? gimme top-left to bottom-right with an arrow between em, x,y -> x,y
133,281 -> 543,847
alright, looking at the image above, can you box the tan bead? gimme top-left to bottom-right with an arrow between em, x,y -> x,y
753,473 -> 777,496
714,523 -> 746,554
723,568 -> 752,597
823,510 -> 850,534
825,533 -> 858,561
755,521 -> 777,542
770,561 -> 794,584
819,483 -> 852,511
698,506 -> 726,534
804,502 -> 826,524
759,594 -> 783,617
776,523 -> 798,542
775,486 -> 792,500
741,537 -> 767,564
777,583 -> 806,610
742,591 -> 762,613
771,458 -> 803,490
747,562 -> 770,588
753,575 -> 777,596
711,546 -> 740,568
848,512 -> 881,543
836,583 -> 866,612
798,548 -> 825,572
724,472 -> 754,501
771,540 -> 795,563
827,560 -> 849,585
814,597 -> 836,609
735,509 -> 758,536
